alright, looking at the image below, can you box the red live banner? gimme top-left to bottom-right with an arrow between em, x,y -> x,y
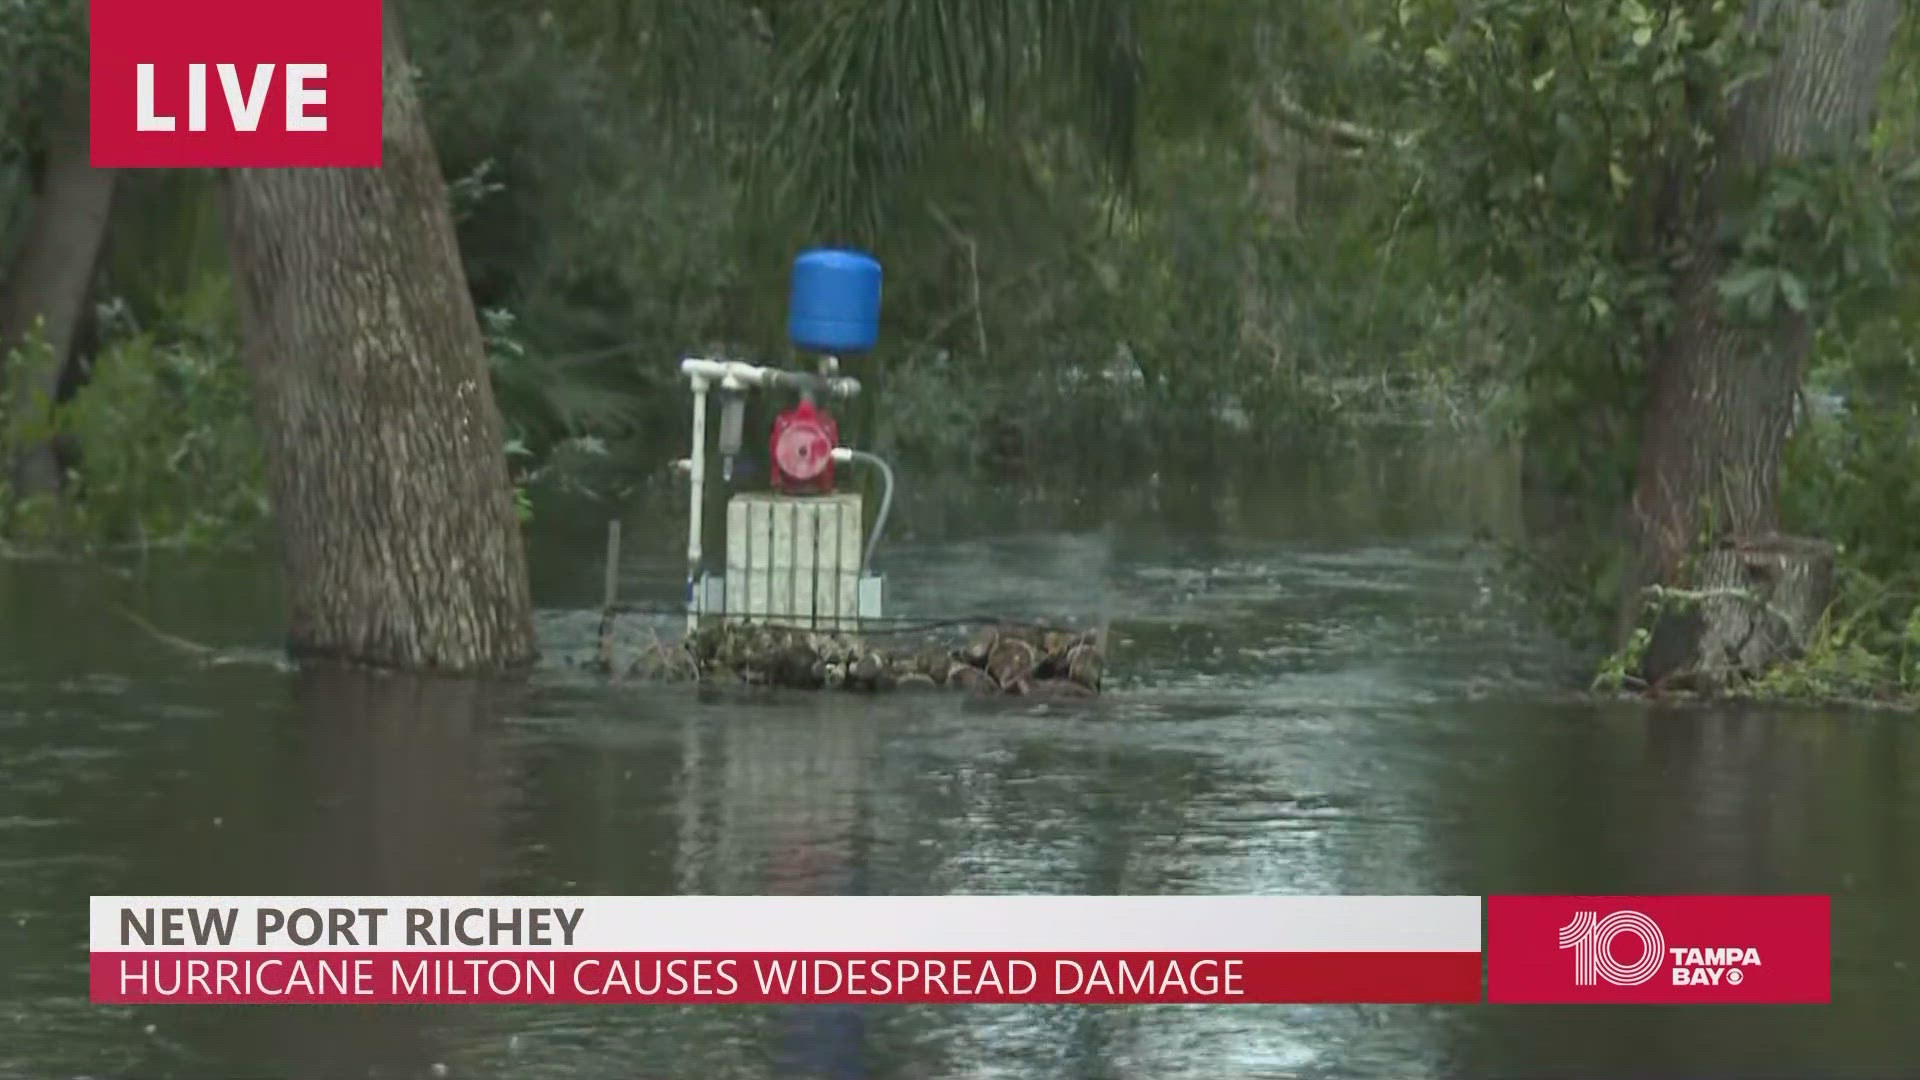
90,0 -> 384,167
91,951 -> 1482,1005
1485,894 -> 1831,1004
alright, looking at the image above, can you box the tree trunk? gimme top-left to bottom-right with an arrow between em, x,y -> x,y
222,2 -> 537,672
1621,0 -> 1900,663
1637,533 -> 1836,691
1245,87 -> 1302,231
0,81 -> 117,498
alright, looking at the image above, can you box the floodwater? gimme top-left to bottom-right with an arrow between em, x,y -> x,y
2,428 -> 1915,1079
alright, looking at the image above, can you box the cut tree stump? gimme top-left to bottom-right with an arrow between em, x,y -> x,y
636,623 -> 1104,698
1636,533 -> 1835,693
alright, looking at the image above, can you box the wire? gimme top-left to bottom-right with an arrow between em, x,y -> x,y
841,448 -> 894,575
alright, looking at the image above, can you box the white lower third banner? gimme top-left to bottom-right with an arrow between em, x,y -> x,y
90,895 -> 1483,1004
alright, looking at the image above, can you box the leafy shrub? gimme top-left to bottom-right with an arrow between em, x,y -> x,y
52,302 -> 269,547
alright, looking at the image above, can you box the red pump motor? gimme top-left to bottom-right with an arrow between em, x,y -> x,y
770,397 -> 838,494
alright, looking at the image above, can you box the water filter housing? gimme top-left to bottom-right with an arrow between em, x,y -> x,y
788,249 -> 882,355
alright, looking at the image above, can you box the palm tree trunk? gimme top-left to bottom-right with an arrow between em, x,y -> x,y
222,1 -> 536,672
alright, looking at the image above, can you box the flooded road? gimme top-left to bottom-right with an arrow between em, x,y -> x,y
3,430 -> 1916,1078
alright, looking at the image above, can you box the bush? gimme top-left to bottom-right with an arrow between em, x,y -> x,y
51,301 -> 269,547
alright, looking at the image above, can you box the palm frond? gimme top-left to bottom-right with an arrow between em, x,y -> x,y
513,0 -> 760,128
752,0 -> 1143,241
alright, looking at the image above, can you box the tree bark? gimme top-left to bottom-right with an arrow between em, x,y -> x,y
1622,0 -> 1900,649
0,80 -> 117,498
1245,88 -> 1302,231
1637,533 -> 1836,691
223,2 -> 537,672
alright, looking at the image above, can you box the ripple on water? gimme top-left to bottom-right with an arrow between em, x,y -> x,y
55,673 -> 136,695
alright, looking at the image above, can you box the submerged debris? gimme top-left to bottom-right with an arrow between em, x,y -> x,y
632,623 -> 1104,698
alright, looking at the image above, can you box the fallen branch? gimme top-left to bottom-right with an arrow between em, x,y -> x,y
1267,90 -> 1409,152
110,603 -> 218,658
1640,582 -> 1808,655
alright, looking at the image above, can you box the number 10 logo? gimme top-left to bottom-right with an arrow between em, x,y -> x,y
1559,910 -> 1666,986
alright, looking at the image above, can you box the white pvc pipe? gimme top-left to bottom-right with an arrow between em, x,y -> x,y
685,376 -> 708,633
676,356 -> 864,633
680,357 -> 861,398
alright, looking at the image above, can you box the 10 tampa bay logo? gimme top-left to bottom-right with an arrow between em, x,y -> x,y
1559,909 -> 1763,988
1486,894 -> 1827,1004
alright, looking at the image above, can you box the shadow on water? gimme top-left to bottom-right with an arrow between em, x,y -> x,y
2,427 -> 1917,1078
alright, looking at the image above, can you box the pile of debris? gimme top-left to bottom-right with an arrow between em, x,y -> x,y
641,622 -> 1104,697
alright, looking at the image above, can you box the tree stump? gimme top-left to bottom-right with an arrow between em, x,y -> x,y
1637,534 -> 1835,693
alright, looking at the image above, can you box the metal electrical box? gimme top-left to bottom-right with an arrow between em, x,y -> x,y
691,492 -> 882,630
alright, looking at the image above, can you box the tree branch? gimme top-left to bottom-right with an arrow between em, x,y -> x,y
1267,89 -> 1409,152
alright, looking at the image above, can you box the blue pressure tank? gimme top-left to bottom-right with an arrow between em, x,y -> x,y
788,248 -> 882,355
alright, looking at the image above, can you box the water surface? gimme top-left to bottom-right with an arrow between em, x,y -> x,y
3,430 -> 1914,1079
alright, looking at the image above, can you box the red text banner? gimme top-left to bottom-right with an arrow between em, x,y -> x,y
90,950 -> 1482,1005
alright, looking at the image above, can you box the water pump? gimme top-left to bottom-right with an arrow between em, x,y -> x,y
770,248 -> 882,494
771,397 -> 838,493
670,247 -> 892,632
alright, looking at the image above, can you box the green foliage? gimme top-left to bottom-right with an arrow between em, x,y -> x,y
0,0 -> 82,262
402,0 -> 1412,488
1748,576 -> 1919,703
1382,0 -> 1763,495
0,282 -> 270,550
1365,0 -> 1768,649
51,302 -> 269,547
1593,625 -> 1652,692
0,319 -> 65,540
1714,153 -> 1905,322
0,0 -> 1909,712
1377,0 -> 1918,682
0,0 -> 81,161
482,308 -> 639,516
1762,21 -> 1920,703
1775,327 -> 1920,700
754,0 -> 1144,241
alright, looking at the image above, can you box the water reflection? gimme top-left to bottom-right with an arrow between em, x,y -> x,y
269,669 -> 516,1080
679,698 -> 878,1078
290,667 -> 517,893
125,668 -> 519,1080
